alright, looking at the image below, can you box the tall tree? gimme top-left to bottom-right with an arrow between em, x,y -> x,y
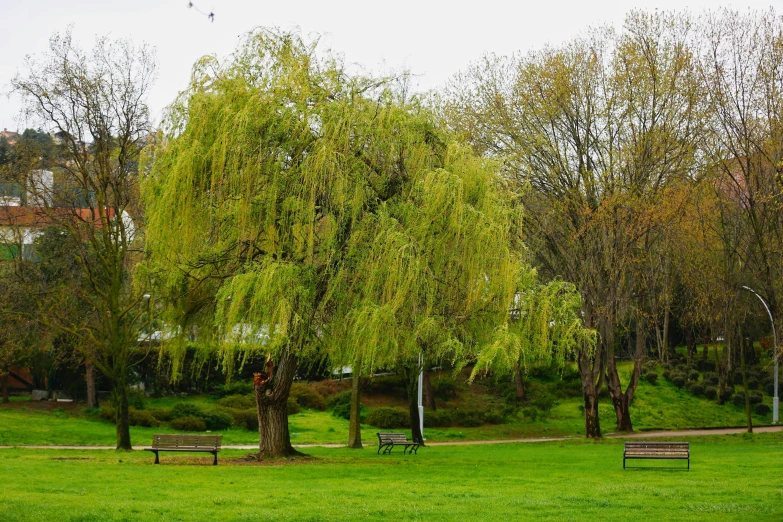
12,31 -> 156,449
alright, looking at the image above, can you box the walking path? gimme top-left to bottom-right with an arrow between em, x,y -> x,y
1,425 -> 780,450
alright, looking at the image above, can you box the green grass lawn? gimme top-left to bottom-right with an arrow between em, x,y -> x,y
1,434 -> 781,521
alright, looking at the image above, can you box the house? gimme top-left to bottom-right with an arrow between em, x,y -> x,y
0,128 -> 20,145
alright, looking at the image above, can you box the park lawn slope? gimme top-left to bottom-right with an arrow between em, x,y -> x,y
0,434 -> 781,521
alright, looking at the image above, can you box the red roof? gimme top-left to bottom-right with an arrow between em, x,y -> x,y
0,206 -> 116,228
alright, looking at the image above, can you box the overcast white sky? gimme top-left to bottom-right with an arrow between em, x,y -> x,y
2,0 -> 781,131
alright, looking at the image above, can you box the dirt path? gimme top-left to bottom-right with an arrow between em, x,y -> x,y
1,425 -> 780,450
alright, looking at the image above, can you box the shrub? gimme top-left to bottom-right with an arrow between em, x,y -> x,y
642,361 -> 658,373
451,409 -> 484,427
216,394 -> 255,410
147,407 -> 172,422
170,402 -> 206,420
220,407 -> 258,431
746,378 -> 759,390
365,375 -> 408,398
687,383 -> 705,396
671,373 -> 686,388
687,370 -> 700,382
754,403 -> 771,415
332,402 -> 351,420
521,408 -> 539,421
365,407 -> 410,429
696,360 -> 716,372
328,390 -> 352,408
425,410 -> 454,428
662,370 -> 672,381
734,373 -> 745,385
732,392 -> 746,407
214,381 -> 254,398
531,393 -> 557,412
749,391 -> 763,405
171,416 -> 207,432
127,389 -> 146,410
433,378 -> 458,400
202,410 -> 233,431
704,386 -> 718,400
764,380 -> 775,396
703,373 -> 719,385
644,371 -> 658,385
128,408 -> 160,428
719,388 -> 734,403
483,410 -> 505,424
287,397 -> 301,415
310,379 -> 344,398
98,406 -> 115,422
290,383 -> 326,411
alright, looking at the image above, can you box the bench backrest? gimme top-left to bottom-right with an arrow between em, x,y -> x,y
377,432 -> 411,444
624,441 -> 689,453
151,434 -> 223,450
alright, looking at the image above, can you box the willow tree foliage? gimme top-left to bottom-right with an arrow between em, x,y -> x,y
145,29 -> 580,455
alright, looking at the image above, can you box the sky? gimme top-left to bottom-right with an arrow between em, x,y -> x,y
1,0 -> 781,131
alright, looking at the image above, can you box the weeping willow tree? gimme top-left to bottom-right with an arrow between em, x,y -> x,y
144,29 -> 473,457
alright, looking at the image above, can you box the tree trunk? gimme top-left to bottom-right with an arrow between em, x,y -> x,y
422,371 -> 436,411
347,370 -> 362,449
739,328 -> 753,434
578,350 -> 602,438
112,381 -> 132,450
404,365 -> 424,444
85,360 -> 98,408
685,328 -> 696,362
662,306 -> 670,362
254,349 -> 302,458
513,361 -> 526,402
605,319 -> 645,433
1,373 -> 9,404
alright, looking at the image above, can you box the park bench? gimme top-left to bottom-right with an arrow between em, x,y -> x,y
145,434 -> 223,465
623,441 -> 689,470
377,432 -> 421,455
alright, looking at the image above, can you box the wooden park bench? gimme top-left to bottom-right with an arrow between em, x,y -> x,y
145,434 -> 223,465
377,432 -> 421,455
623,441 -> 689,470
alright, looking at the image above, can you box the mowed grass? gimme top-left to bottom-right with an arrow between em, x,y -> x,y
1,434 -> 782,521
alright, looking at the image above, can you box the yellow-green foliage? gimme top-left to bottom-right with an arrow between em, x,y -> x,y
144,28 -> 590,381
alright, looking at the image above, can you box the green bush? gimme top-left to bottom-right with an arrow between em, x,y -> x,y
451,409 -> 483,427
287,397 -> 301,415
170,402 -> 205,420
719,388 -> 734,403
642,361 -> 658,373
366,407 -> 410,429
290,383 -> 326,411
216,394 -> 254,410
214,381 -> 254,398
732,391 -> 761,406
433,378 -> 458,400
764,380 -> 775,396
332,402 -> 351,420
147,407 -> 172,422
98,406 -> 115,422
483,410 -> 505,424
530,393 -> 557,412
687,370 -> 700,382
202,410 -> 233,431
749,391 -> 763,405
328,390 -> 352,408
703,373 -> 719,386
754,403 -> 771,415
365,375 -> 408,398
746,378 -> 759,390
704,386 -> 718,400
662,370 -> 672,381
521,407 -> 539,421
687,382 -> 705,396
128,408 -> 160,428
220,407 -> 258,431
671,373 -> 686,388
170,416 -> 207,432
127,389 -> 146,410
644,371 -> 658,385
424,409 -> 454,428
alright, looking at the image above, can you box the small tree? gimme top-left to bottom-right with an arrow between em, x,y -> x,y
12,31 -> 156,449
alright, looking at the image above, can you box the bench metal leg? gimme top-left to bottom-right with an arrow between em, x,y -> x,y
623,458 -> 625,470
154,451 -> 159,464
213,452 -> 218,465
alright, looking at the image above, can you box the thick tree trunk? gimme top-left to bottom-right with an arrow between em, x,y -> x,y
1,373 -> 9,404
347,370 -> 362,449
112,381 -> 132,450
404,365 -> 424,444
422,371 -> 436,411
85,360 -> 98,408
254,349 -> 302,458
513,361 -> 526,402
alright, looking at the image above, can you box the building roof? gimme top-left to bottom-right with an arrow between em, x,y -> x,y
0,206 -> 116,228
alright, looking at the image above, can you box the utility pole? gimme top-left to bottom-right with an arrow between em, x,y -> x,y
742,286 -> 778,424
418,352 -> 424,440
